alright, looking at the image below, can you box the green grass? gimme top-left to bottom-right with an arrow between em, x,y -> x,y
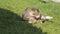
0,0 -> 60,34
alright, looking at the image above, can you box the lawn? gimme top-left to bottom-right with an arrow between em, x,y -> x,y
0,0 -> 60,34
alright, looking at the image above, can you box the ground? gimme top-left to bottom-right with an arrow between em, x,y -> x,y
0,0 -> 60,34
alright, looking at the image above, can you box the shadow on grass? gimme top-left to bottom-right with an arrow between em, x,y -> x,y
0,8 -> 47,34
